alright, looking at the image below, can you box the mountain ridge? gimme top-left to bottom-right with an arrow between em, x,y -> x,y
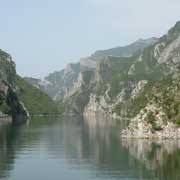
92,37 -> 158,58
24,22 -> 180,138
25,37 -> 158,102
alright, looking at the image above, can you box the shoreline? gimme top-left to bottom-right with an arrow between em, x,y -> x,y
121,122 -> 180,140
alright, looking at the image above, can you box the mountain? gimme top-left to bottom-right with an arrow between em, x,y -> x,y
79,38 -> 158,70
92,37 -> 158,58
0,49 -> 57,125
16,76 -> 58,115
0,49 -> 27,124
31,21 -> 180,138
82,21 -> 180,138
26,37 -> 157,102
25,63 -> 82,101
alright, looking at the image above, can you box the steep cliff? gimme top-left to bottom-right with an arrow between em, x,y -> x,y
0,49 -> 58,125
83,22 -> 180,138
24,22 -> 180,138
120,22 -> 180,138
0,49 -> 27,124
59,22 -> 180,138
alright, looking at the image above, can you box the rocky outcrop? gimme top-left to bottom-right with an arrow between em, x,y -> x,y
84,94 -> 111,116
131,80 -> 148,98
0,48 -> 58,125
0,49 -> 28,124
121,104 -> 180,139
84,22 -> 180,138
122,73 -> 180,138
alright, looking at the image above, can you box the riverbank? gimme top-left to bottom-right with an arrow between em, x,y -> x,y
121,122 -> 180,139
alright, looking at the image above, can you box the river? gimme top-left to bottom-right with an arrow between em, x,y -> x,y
0,115 -> 179,180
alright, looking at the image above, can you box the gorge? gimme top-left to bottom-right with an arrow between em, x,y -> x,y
0,20 -> 180,180
1,0 -> 180,179
26,22 -> 180,138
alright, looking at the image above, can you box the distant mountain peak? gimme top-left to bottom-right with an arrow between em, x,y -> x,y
91,37 -> 158,59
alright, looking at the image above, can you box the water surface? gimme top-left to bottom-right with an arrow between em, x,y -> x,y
0,116 -> 180,180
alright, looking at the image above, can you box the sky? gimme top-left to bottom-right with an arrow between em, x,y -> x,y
0,0 -> 180,78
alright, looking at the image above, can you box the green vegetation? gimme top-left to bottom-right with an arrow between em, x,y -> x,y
0,49 -> 17,116
108,57 -> 134,98
0,49 -> 16,85
22,21 -> 180,130
151,75 -> 180,125
176,118 -> 180,126
16,76 -> 58,115
0,101 -> 11,115
82,71 -> 93,84
102,23 -> 180,131
147,111 -> 162,132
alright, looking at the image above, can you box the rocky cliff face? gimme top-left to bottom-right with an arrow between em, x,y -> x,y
0,49 -> 58,125
25,22 -> 180,138
60,22 -> 180,138
120,22 -> 180,138
0,49 -> 28,124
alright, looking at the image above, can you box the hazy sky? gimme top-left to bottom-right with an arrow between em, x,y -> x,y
0,0 -> 180,78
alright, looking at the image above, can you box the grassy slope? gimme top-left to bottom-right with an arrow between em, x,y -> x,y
16,75 -> 58,115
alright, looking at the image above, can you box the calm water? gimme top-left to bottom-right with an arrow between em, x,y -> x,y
0,115 -> 180,180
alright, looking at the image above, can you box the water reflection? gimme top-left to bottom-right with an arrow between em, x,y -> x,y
0,117 -> 59,179
61,116 -> 155,179
0,125 -> 15,179
0,115 -> 179,180
122,139 -> 180,180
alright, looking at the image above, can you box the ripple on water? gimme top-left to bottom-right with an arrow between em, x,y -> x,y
0,117 -> 179,180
